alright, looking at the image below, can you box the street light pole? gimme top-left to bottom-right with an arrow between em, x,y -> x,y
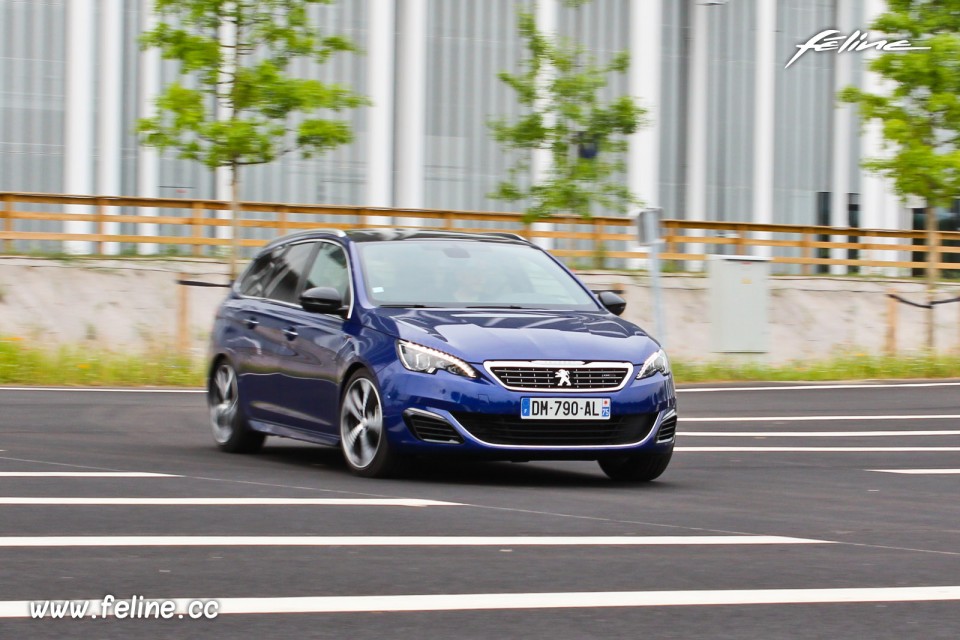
641,208 -> 666,347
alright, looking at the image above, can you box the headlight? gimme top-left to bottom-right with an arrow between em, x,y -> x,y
636,349 -> 671,379
397,340 -> 478,378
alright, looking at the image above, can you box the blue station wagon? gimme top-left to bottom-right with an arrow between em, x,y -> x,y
207,229 -> 677,481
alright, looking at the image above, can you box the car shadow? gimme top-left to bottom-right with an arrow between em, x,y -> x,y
252,443 -> 672,489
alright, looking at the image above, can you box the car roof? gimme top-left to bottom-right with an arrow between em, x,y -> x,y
260,228 -> 532,253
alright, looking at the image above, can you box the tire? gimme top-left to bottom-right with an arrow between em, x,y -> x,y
598,448 -> 673,482
339,370 -> 404,478
208,360 -> 265,454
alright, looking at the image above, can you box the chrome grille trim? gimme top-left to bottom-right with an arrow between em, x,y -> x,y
403,409 -> 463,445
656,409 -> 678,443
484,360 -> 634,393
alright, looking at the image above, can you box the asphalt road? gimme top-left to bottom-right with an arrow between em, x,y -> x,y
0,381 -> 959,639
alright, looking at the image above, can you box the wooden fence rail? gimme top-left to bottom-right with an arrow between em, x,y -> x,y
1,192 -> 959,275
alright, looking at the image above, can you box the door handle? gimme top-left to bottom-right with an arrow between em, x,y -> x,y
245,317 -> 259,329
282,327 -> 299,340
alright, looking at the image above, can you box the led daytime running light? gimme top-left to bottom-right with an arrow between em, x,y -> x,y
397,340 -> 478,378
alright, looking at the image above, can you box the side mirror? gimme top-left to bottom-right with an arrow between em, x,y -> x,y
597,291 -> 626,316
300,286 -> 347,316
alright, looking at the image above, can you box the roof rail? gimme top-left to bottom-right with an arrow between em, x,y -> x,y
481,232 -> 529,243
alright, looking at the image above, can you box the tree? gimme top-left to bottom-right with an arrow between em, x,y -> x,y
489,1 -> 646,235
138,0 -> 367,275
839,0 -> 960,350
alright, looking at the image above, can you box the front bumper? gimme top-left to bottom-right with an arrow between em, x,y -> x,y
375,359 -> 677,459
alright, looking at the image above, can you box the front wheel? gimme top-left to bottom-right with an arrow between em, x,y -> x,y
339,371 -> 404,478
598,448 -> 673,482
208,360 -> 265,454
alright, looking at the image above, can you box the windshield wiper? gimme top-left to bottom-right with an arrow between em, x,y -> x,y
378,304 -> 438,308
464,305 -> 531,309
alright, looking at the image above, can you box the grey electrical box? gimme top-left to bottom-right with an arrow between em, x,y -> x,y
708,255 -> 771,353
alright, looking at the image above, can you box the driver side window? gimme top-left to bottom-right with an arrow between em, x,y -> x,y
303,243 -> 352,309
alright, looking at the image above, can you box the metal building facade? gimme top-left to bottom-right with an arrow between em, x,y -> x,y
0,0 -> 908,263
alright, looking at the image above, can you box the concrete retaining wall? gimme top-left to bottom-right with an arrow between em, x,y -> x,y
1,257 -> 958,364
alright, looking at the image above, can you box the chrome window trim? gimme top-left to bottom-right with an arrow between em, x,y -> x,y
483,360 -> 635,393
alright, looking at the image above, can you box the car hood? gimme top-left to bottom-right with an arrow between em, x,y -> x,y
365,308 -> 657,363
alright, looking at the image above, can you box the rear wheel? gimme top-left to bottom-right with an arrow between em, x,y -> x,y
340,371 -> 404,478
208,361 -> 265,454
598,448 -> 672,482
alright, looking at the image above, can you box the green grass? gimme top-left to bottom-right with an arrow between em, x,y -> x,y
673,352 -> 960,384
0,339 -> 205,387
1,338 -> 959,387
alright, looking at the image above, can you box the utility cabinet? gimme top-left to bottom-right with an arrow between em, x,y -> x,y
708,255 -> 771,353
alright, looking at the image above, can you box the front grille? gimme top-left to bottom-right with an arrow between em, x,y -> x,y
487,362 -> 631,392
404,412 -> 463,444
452,412 -> 657,447
656,413 -> 677,443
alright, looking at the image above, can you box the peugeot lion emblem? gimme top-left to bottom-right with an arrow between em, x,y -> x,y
555,369 -> 572,387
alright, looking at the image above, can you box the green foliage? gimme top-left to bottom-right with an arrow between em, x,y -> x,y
839,1 -> 960,207
3,336 -> 959,387
489,4 -> 646,223
138,0 -> 367,172
0,339 -> 204,387
673,351 -> 960,384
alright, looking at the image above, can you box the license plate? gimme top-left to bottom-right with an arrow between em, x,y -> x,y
520,397 -> 610,420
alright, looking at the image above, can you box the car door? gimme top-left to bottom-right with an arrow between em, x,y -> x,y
271,241 -> 354,437
224,247 -> 284,418
248,240 -> 319,429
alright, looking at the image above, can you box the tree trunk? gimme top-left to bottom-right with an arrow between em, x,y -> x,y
229,164 -> 240,280
925,202 -> 938,352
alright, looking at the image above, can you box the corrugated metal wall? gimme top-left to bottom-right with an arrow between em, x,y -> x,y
0,0 -> 876,260
0,0 -> 67,251
0,0 -> 66,194
659,0 -> 689,224
775,0 -> 835,227
705,0 -> 756,225
424,0 -> 525,214
153,1 -> 369,206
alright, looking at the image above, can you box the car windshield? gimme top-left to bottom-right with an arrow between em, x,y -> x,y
357,240 -> 599,310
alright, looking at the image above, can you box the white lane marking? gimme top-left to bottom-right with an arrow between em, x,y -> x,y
0,535 -> 831,548
677,447 -> 960,452
0,472 -> 179,478
0,498 -> 460,506
5,586 -> 960,617
0,387 -> 203,393
682,415 -> 960,422
870,469 -> 960,475
679,382 -> 960,393
683,431 -> 960,437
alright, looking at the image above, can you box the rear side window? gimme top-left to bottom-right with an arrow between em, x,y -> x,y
262,242 -> 316,304
238,248 -> 282,297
